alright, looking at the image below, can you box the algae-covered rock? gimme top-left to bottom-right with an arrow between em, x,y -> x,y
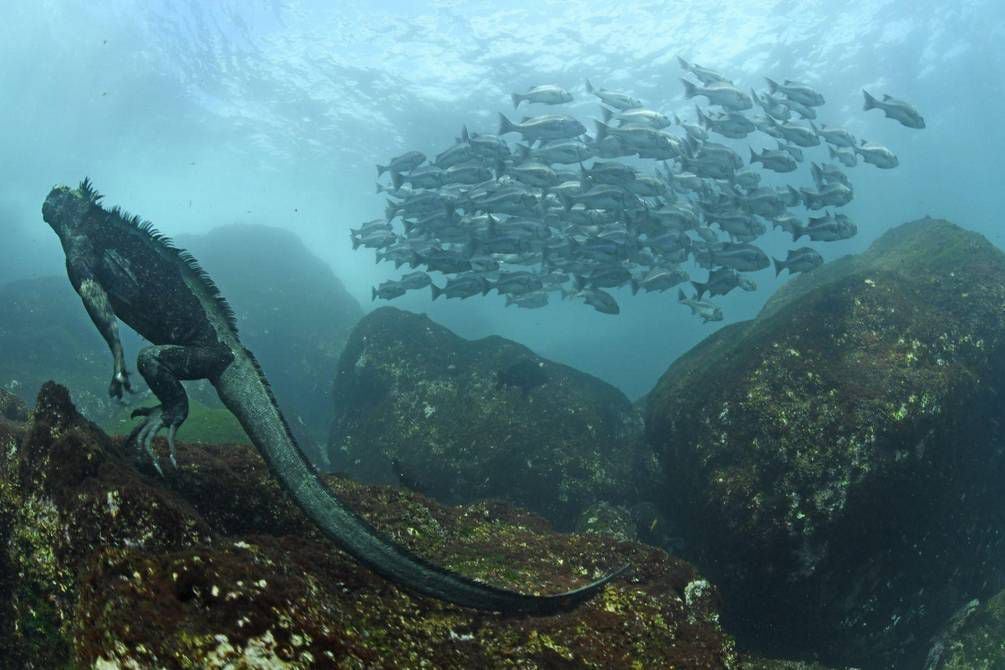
329,306 -> 658,531
925,593 -> 1005,669
574,501 -> 638,543
645,219 -> 1005,668
0,383 -> 739,668
0,389 -> 26,423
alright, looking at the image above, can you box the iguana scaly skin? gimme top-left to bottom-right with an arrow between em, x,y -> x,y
42,179 -> 625,615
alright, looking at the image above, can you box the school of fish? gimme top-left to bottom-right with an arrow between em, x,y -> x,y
357,58 -> 924,320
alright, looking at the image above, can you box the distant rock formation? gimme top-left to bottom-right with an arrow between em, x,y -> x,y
646,218 -> 1005,668
328,307 -> 660,532
0,383 -> 740,668
177,224 -> 362,452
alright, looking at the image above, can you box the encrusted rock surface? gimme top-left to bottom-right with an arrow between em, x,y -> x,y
0,389 -> 27,423
646,218 -> 1005,668
0,382 -> 738,669
328,307 -> 659,532
924,592 -> 1005,669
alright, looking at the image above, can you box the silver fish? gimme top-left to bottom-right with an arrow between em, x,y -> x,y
372,280 -> 407,301
863,90 -> 925,129
431,273 -> 490,300
512,85 -> 573,108
855,141 -> 899,169
811,122 -> 856,148
498,113 -> 586,143
774,247 -> 823,276
696,106 -> 755,139
516,141 -> 591,165
602,106 -> 672,129
828,145 -> 858,167
378,150 -> 426,178
800,182 -> 853,210
749,146 -> 797,173
678,57 -> 732,85
631,266 -> 689,294
765,78 -> 825,107
682,79 -> 753,111
585,79 -> 642,111
678,288 -> 723,322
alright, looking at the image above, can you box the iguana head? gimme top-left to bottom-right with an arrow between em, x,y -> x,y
42,178 -> 102,237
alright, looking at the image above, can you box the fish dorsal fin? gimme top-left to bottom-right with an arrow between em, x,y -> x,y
882,94 -> 891,101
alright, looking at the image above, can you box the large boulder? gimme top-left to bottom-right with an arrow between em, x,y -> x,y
645,218 -> 1005,668
328,307 -> 658,531
0,382 -> 739,668
176,224 -> 363,450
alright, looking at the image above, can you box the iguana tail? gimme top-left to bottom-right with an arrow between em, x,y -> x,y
213,353 -> 626,615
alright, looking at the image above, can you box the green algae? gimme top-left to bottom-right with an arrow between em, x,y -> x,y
646,218 -> 1005,668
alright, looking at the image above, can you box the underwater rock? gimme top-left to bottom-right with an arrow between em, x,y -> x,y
177,224 -> 363,455
0,388 -> 27,423
646,218 -> 1005,668
0,382 -> 739,668
574,501 -> 638,542
924,592 -> 1005,669
328,306 -> 659,531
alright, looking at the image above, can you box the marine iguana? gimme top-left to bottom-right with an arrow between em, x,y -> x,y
42,179 -> 625,615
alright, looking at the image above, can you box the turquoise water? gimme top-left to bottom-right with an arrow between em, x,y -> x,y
1,1 -> 999,396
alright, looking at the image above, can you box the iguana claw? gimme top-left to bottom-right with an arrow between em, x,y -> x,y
127,405 -> 181,477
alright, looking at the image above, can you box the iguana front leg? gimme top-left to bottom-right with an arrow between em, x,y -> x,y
76,276 -> 133,400
130,344 -> 233,475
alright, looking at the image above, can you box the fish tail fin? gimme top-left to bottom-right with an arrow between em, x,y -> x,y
377,164 -> 388,177
390,170 -> 403,191
749,146 -> 759,163
695,105 -> 708,127
828,145 -> 838,159
511,93 -> 523,109
559,192 -> 573,212
481,279 -> 492,296
371,286 -> 377,301
601,106 -> 613,123
681,78 -> 698,99
792,224 -> 805,243
498,112 -> 517,136
430,283 -> 442,301
677,288 -> 687,303
630,278 -> 640,295
691,281 -> 707,300
594,118 -> 609,142
677,55 -> 689,71
765,77 -> 780,94
352,235 -> 362,250
773,257 -> 785,276
461,125 -> 470,144
862,89 -> 877,111
585,79 -> 594,94
516,144 -> 530,163
574,274 -> 586,291
810,120 -> 820,135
